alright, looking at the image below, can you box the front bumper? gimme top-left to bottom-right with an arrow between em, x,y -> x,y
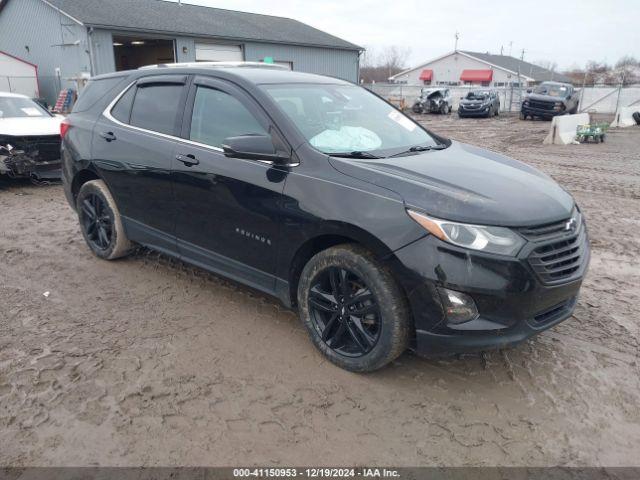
390,224 -> 590,357
0,152 -> 61,179
458,106 -> 490,117
521,105 -> 565,117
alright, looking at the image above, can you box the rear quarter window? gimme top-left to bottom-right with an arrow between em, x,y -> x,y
72,76 -> 127,113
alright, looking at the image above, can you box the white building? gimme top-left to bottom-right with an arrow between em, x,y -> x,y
0,50 -> 39,98
390,50 -> 572,87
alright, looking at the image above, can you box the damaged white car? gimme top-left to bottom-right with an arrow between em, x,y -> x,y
0,92 -> 63,180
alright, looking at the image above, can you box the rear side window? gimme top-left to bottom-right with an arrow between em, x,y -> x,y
130,84 -> 184,135
190,87 -> 267,147
73,76 -> 126,112
111,85 -> 136,123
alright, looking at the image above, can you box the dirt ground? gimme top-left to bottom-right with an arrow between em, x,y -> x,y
1,114 -> 639,467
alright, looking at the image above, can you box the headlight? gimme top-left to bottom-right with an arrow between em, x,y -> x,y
407,210 -> 525,256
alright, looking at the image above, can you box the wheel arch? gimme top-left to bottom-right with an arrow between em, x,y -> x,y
70,167 -> 103,205
285,221 -> 401,308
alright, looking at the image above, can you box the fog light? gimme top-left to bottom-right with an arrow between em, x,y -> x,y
438,287 -> 479,325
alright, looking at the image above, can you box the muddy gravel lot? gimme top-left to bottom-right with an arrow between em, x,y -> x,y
1,114 -> 639,467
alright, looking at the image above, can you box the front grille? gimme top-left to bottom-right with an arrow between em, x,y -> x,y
523,210 -> 588,285
528,99 -> 555,111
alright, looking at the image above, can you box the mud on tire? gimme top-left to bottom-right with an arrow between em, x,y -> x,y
297,244 -> 410,372
76,179 -> 133,260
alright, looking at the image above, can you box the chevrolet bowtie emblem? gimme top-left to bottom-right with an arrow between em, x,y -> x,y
565,218 -> 577,232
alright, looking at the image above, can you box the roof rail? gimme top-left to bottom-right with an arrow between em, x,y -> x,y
139,61 -> 288,70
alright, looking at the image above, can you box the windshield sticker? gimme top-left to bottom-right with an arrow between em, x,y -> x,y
310,126 -> 382,152
20,107 -> 43,116
388,110 -> 416,132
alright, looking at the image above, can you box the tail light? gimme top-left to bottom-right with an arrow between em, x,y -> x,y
60,119 -> 70,139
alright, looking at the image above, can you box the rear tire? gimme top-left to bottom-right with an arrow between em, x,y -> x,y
297,244 -> 410,372
76,180 -> 133,260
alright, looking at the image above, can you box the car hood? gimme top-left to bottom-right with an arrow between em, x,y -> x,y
460,99 -> 488,105
526,93 -> 566,103
0,116 -> 63,137
329,141 -> 574,227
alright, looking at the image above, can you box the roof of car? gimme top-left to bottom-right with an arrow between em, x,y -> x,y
0,91 -> 29,98
538,81 -> 572,86
97,65 -> 354,86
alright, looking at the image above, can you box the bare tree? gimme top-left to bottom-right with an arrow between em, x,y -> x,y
360,46 -> 411,83
613,55 -> 639,85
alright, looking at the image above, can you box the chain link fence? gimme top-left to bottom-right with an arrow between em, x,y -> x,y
363,83 -> 640,114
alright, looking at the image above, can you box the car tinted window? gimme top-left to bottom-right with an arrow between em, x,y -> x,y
73,76 -> 126,113
130,84 -> 184,135
190,87 -> 267,148
111,85 -> 136,124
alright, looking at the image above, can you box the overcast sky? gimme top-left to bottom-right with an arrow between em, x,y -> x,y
165,0 -> 638,70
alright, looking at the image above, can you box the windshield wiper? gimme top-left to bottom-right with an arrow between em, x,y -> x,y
330,151 -> 382,159
388,144 -> 447,158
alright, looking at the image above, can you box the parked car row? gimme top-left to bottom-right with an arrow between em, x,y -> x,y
410,81 -> 580,121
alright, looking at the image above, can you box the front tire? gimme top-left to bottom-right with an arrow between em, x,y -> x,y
297,245 -> 410,372
76,179 -> 133,260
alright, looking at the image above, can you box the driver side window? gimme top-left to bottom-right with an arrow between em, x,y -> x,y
190,86 -> 267,148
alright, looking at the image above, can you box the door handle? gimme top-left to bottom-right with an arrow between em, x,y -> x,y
99,131 -> 116,142
176,153 -> 199,167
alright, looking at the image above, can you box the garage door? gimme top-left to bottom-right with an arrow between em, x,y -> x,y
195,43 -> 243,62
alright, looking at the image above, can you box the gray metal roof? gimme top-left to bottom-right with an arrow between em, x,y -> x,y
41,0 -> 362,51
460,51 -> 573,83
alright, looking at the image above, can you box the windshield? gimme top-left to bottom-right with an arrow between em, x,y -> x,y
0,96 -> 51,119
262,84 -> 439,156
533,84 -> 569,97
466,91 -> 490,100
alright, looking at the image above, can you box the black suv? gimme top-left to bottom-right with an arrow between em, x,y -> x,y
61,64 -> 590,372
521,81 -> 579,120
458,89 -> 500,118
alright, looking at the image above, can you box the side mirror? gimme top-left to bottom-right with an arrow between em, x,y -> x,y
526,89 -> 532,94
222,134 -> 290,165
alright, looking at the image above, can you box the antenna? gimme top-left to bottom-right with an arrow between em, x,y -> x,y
454,31 -> 459,52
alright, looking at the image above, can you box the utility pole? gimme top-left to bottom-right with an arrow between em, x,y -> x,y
500,45 -> 504,55
509,41 -> 513,57
454,32 -> 459,52
520,49 -> 525,61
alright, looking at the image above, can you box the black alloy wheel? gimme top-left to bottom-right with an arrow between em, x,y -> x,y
308,266 -> 381,357
80,193 -> 113,251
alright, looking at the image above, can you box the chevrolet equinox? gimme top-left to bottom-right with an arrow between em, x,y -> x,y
61,63 -> 590,372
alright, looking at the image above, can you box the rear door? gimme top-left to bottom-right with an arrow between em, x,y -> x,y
171,75 -> 290,293
92,74 -> 189,252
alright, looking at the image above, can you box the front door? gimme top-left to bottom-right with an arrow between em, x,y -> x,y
172,76 -> 290,294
